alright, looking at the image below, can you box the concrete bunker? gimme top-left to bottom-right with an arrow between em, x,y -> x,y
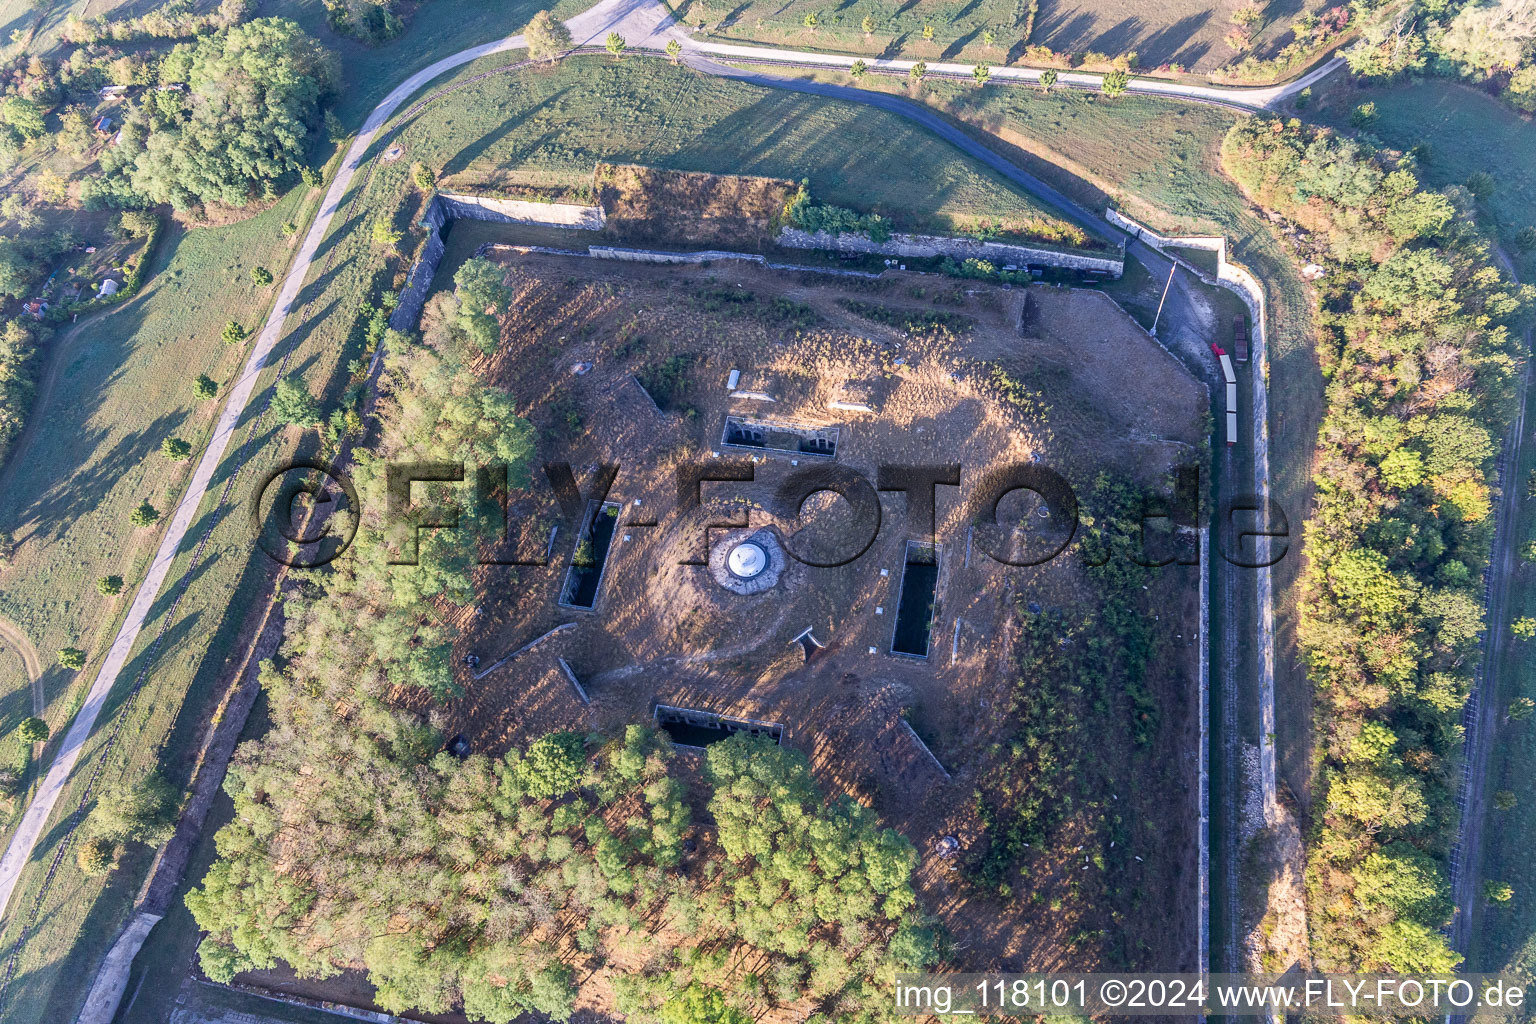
722,416 -> 839,458
891,541 -> 942,659
560,501 -> 621,610
653,704 -> 784,749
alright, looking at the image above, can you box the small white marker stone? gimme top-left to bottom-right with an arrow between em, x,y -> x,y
868,646 -> 877,654
875,606 -> 884,615
880,568 -> 890,576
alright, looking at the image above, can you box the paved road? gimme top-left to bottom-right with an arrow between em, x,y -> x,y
0,0 -> 1318,936
686,39 -> 1342,110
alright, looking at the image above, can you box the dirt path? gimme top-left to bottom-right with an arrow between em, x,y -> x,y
1448,250 -> 1533,968
0,619 -> 42,719
0,306 -> 118,507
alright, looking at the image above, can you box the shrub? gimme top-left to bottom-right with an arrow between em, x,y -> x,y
76,837 -> 115,876
97,575 -> 124,595
58,647 -> 87,670
524,10 -> 571,62
129,500 -> 160,527
270,377 -> 320,426
193,374 -> 218,400
16,717 -> 48,744
161,436 -> 193,461
221,320 -> 246,345
252,266 -> 273,287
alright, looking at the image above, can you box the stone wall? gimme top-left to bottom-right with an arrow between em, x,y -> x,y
436,192 -> 605,229
777,226 -> 1124,277
1105,204 -> 1280,828
388,193 -> 606,331
589,245 -> 766,266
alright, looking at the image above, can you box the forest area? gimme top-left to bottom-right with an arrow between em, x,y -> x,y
1222,116 -> 1531,972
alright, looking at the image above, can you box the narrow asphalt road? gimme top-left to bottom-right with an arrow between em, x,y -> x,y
0,0 -> 1316,941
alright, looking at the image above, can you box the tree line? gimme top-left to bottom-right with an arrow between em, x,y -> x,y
1222,116 -> 1531,972
1346,0 -> 1536,113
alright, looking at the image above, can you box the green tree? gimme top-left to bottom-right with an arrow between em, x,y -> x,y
58,647 -> 87,669
1513,617 -> 1536,640
118,19 -> 337,209
909,60 -> 927,85
1101,68 -> 1129,96
221,320 -> 246,345
524,10 -> 572,63
660,985 -> 750,1024
0,97 -> 46,143
802,11 -> 818,30
982,29 -> 995,46
16,717 -> 49,744
97,575 -> 124,596
972,61 -> 991,86
511,732 -> 586,799
87,770 -> 178,845
161,436 -> 193,461
1485,881 -> 1515,903
193,374 -> 218,400
252,266 -> 273,287
271,377 -> 320,426
861,14 -> 875,33
1508,696 -> 1535,722
666,39 -> 682,62
372,217 -> 403,251
130,500 -> 160,527
452,256 -> 512,354
850,58 -> 868,79
921,22 -> 934,40
605,32 -> 626,59
1494,789 -> 1518,811
1040,67 -> 1058,89
57,105 -> 95,157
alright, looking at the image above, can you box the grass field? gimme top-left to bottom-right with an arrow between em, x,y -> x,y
385,57 -> 1080,239
0,187 -> 324,820
668,0 -> 1305,72
1308,78 -> 1536,281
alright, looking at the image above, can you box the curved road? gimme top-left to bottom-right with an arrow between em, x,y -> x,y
0,0 -> 1313,949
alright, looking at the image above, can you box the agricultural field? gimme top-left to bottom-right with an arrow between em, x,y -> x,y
667,0 -> 1325,71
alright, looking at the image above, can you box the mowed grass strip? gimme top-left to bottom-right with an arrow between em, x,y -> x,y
665,0 -> 1247,72
1468,374 -> 1536,982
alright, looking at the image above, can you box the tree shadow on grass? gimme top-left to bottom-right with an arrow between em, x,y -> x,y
14,410 -> 185,550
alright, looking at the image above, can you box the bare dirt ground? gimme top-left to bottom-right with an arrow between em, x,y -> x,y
381,249 -> 1207,976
